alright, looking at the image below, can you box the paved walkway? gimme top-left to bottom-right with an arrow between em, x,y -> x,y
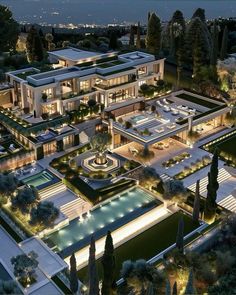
38,143 -> 88,169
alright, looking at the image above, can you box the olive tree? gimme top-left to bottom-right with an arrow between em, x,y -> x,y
12,186 -> 40,214
30,201 -> 59,227
163,179 -> 188,204
11,251 -> 38,286
90,133 -> 111,154
139,167 -> 160,190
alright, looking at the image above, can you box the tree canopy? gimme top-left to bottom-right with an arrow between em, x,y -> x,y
163,179 -> 188,204
12,186 -> 40,214
0,173 -> 18,198
0,5 -> 18,52
90,133 -> 111,154
11,251 -> 38,286
146,12 -> 162,54
30,201 -> 59,227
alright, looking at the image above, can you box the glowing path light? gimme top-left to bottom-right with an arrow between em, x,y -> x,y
64,206 -> 171,270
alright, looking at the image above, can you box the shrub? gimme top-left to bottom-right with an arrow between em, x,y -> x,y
118,117 -> 123,124
202,155 -> 211,165
69,159 -> 77,169
125,121 -> 132,129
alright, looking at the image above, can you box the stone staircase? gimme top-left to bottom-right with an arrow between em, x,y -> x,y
188,168 -> 232,195
39,182 -> 67,201
60,198 -> 91,221
218,195 -> 236,212
160,173 -> 172,182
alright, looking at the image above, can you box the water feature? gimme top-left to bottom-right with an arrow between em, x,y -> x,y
44,187 -> 160,257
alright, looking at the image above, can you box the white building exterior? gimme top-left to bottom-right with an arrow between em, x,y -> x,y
7,47 -> 165,118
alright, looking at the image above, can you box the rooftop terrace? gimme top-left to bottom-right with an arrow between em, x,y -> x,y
112,91 -> 228,145
49,48 -> 109,62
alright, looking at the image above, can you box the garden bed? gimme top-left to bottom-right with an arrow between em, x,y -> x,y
0,212 -> 23,243
176,93 -> 220,109
162,152 -> 191,169
202,131 -> 236,167
174,155 -> 211,180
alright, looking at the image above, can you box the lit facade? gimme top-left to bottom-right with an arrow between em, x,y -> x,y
6,48 -> 165,118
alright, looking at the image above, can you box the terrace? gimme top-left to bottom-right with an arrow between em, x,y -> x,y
111,90 -> 228,147
113,102 -> 193,145
0,108 -> 71,141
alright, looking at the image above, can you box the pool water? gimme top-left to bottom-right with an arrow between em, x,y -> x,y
130,114 -> 147,124
45,187 -> 157,254
22,170 -> 57,188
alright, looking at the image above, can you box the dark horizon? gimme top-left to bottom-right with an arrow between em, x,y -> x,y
1,0 -> 236,26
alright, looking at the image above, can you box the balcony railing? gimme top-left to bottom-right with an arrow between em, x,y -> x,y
94,78 -> 136,90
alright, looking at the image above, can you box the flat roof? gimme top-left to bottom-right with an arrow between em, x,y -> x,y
19,237 -> 67,278
111,91 -> 228,146
49,48 -> 104,62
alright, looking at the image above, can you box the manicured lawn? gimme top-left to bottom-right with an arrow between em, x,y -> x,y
176,93 -> 219,109
78,211 -> 199,281
203,132 -> 236,166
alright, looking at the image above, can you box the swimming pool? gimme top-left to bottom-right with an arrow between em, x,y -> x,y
22,170 -> 59,189
44,187 -> 160,256
130,114 -> 148,124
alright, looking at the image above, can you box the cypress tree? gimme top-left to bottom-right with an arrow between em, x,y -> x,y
33,33 -> 44,61
26,26 -> 44,62
211,21 -> 219,65
146,12 -> 162,54
169,10 -> 185,57
185,269 -> 195,295
165,278 -> 171,295
220,26 -> 228,60
70,253 -> 78,295
148,11 -> 151,22
26,26 -> 37,62
172,281 -> 178,295
185,17 -> 211,69
129,25 -> 135,46
101,231 -> 115,295
176,217 -> 184,253
192,180 -> 200,223
88,236 -> 99,295
192,8 -> 206,22
136,22 -> 141,49
109,31 -> 118,50
204,149 -> 219,221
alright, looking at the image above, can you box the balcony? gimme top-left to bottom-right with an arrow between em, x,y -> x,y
94,77 -> 137,90
61,88 -> 97,100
